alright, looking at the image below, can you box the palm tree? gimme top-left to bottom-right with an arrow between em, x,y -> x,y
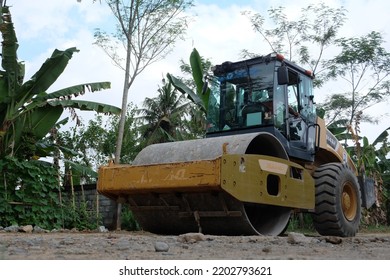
136,77 -> 191,146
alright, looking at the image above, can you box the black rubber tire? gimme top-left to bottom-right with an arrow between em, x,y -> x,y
312,163 -> 362,237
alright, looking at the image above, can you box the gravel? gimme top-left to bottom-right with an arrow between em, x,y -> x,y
1,230 -> 389,260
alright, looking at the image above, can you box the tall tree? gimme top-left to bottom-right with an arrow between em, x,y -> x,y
322,31 -> 390,126
94,0 -> 193,163
242,3 -> 346,87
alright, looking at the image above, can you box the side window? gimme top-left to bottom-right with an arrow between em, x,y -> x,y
206,80 -> 221,132
299,76 -> 316,123
274,83 -> 286,134
287,71 -> 299,115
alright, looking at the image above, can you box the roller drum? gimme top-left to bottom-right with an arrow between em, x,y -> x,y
128,132 -> 292,236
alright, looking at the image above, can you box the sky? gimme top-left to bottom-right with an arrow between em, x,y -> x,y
6,0 -> 390,141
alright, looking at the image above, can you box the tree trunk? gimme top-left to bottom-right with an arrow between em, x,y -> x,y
114,39 -> 132,164
113,37 -> 132,230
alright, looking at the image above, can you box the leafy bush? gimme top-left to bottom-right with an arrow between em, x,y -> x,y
0,157 -> 104,230
0,157 -> 63,229
61,192 -> 102,230
121,204 -> 139,231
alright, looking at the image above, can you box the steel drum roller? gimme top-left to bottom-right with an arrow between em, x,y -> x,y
129,132 -> 291,236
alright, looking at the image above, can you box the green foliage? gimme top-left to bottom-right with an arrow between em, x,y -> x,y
322,31 -> 390,125
58,103 -> 139,167
136,76 -> 192,146
0,157 -> 62,229
242,3 -> 346,87
0,157 -> 103,230
95,0 -> 194,70
287,213 -> 315,234
121,204 -> 139,231
0,5 -> 120,159
0,5 -> 120,230
94,0 -> 193,162
190,48 -> 211,112
61,192 -> 101,231
168,48 -> 210,113
167,48 -> 213,138
325,106 -> 390,225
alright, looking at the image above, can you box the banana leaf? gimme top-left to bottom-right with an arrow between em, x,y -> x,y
167,73 -> 206,112
0,6 -> 20,79
48,99 -> 121,114
16,48 -> 80,102
190,48 -> 210,111
1,5 -> 119,158
372,127 -> 390,146
63,159 -> 98,179
29,105 -> 64,139
38,82 -> 111,101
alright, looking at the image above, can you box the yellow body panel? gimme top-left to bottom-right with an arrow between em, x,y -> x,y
98,154 -> 315,211
97,159 -> 221,196
316,117 -> 357,173
221,154 -> 315,209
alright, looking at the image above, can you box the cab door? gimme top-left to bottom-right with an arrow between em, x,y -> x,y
278,66 -> 317,159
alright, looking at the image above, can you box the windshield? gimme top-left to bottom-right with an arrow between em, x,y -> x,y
207,61 -> 276,133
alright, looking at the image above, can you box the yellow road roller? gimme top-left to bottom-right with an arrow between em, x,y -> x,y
98,53 -> 375,237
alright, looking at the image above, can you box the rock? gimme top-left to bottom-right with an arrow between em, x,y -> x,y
325,236 -> 343,245
33,226 -> 46,233
116,239 -> 132,251
262,246 -> 272,253
98,226 -> 108,233
154,241 -> 169,252
4,225 -> 19,232
20,225 -> 33,233
287,232 -> 311,244
59,238 -> 75,245
178,232 -> 206,243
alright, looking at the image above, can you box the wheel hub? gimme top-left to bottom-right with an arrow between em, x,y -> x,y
342,183 -> 357,221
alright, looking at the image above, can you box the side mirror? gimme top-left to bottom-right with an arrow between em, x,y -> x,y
277,66 -> 289,85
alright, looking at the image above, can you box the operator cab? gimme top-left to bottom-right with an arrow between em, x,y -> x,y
206,53 -> 317,162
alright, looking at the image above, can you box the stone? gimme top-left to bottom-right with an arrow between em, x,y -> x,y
60,238 -> 75,245
154,241 -> 169,252
20,225 -> 33,233
262,246 -> 272,253
325,236 -> 343,245
98,226 -> 108,233
177,232 -> 206,243
4,225 -> 19,232
287,232 -> 311,244
33,226 -> 46,233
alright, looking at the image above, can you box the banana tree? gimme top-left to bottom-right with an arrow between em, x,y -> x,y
167,48 -> 211,113
0,5 -> 120,159
357,128 -> 390,179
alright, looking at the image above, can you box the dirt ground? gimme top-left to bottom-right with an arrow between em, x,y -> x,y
1,230 -> 390,260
